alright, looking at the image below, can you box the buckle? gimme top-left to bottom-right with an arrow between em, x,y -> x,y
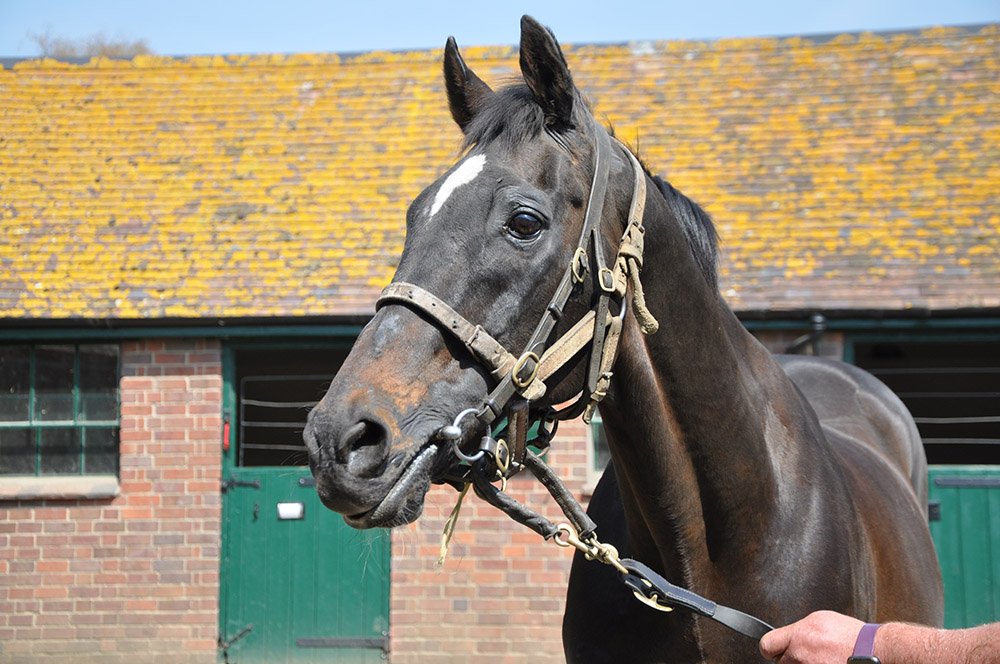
512,352 -> 540,389
598,267 -> 615,293
571,248 -> 589,283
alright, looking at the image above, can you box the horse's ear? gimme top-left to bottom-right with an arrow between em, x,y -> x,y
444,36 -> 494,133
518,15 -> 574,130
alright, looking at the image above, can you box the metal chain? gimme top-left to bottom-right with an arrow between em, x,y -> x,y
552,523 -> 676,613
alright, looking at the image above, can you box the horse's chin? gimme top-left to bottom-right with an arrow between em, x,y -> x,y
340,443 -> 442,530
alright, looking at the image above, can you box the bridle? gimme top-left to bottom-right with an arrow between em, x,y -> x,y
376,121 -> 653,478
374,120 -> 773,642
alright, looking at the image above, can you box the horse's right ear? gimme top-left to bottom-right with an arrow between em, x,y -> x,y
518,15 -> 575,130
443,36 -> 494,133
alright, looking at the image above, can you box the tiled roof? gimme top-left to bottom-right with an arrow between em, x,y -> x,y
1,26 -> 998,320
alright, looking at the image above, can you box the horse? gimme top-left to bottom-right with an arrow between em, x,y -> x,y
303,15 -> 944,662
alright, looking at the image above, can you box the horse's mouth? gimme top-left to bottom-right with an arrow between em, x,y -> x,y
343,443 -> 442,529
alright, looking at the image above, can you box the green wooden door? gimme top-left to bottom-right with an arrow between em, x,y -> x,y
928,466 -> 1000,628
220,344 -> 389,663
221,468 -> 389,663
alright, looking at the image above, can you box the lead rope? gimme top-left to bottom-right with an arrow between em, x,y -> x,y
444,449 -> 775,641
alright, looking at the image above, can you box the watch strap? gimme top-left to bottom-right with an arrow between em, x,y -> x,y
851,623 -> 882,658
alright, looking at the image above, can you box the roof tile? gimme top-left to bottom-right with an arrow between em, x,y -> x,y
1,25 -> 997,319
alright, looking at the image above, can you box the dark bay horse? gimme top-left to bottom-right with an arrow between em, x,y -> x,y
303,16 -> 943,662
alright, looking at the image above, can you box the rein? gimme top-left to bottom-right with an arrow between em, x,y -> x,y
374,122 -> 773,642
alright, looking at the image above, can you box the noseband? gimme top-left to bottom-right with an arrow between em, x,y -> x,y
376,121 -> 654,481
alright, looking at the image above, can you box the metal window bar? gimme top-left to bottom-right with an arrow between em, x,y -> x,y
896,392 -> 1000,399
241,421 -> 316,428
32,348 -> 38,475
239,443 -> 312,451
241,398 -> 320,409
0,421 -> 119,428
913,416 -> 1000,424
868,367 -> 1000,376
237,374 -> 335,467
869,364 -> 1000,446
922,438 -> 1000,446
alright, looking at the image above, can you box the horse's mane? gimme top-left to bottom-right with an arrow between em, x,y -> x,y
648,174 -> 720,291
462,83 -> 720,290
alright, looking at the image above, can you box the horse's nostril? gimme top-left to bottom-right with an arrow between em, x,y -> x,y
340,420 -> 390,478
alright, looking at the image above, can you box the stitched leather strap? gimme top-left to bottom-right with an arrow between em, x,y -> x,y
377,282 -> 515,380
620,559 -> 774,641
584,126 -> 615,398
377,282 -> 547,402
506,399 -> 531,474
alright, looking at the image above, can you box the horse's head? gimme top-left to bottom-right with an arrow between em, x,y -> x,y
303,16 -> 640,528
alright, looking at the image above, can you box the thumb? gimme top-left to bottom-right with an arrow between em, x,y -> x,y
759,625 -> 790,661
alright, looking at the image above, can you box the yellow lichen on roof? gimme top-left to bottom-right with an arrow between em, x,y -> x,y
581,26 -> 1000,311
2,50 -> 466,318
1,25 -> 998,320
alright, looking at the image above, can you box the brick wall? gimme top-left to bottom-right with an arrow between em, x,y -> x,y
390,419 -> 591,663
0,339 -> 223,664
0,330 -> 842,662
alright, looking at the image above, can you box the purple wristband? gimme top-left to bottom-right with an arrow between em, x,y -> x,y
852,623 -> 882,657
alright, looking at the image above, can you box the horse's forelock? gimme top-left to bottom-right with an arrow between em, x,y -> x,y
460,84 -> 546,152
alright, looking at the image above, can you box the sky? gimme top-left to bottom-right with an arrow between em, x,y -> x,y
1,0 -> 998,59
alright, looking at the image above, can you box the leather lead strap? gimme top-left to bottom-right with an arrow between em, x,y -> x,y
620,559 -> 774,641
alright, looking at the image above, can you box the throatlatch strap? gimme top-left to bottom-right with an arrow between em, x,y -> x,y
617,147 -> 659,334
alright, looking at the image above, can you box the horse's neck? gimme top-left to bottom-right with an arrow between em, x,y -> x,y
602,188 -> 784,586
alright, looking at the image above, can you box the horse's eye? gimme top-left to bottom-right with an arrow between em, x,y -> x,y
508,212 -> 543,239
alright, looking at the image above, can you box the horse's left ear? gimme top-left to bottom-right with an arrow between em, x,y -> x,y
519,15 -> 575,130
444,36 -> 494,133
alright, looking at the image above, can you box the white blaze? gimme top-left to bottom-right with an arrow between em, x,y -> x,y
430,154 -> 486,217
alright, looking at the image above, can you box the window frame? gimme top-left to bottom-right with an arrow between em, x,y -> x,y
0,343 -> 121,478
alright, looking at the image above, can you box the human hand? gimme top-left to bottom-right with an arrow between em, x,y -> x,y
760,610 -> 866,663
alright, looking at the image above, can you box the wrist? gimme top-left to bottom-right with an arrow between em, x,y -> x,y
847,623 -> 882,664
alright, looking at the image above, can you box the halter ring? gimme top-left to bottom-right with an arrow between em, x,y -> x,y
571,247 -> 589,283
444,408 -> 486,463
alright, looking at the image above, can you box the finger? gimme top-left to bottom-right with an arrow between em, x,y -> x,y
759,626 -> 790,660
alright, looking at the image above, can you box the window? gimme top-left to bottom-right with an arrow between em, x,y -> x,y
853,340 -> 1000,465
232,346 -> 350,467
0,344 -> 120,476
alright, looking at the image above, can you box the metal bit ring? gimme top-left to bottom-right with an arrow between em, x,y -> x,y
444,408 -> 485,463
